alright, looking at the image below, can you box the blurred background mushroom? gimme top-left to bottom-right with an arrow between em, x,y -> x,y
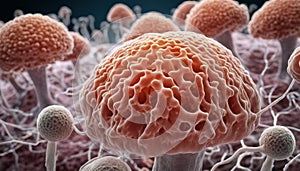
248,0 -> 300,82
0,13 -> 74,114
106,3 -> 136,28
79,31 -> 260,171
123,11 -> 180,41
185,0 -> 249,58
62,31 -> 91,65
172,1 -> 197,29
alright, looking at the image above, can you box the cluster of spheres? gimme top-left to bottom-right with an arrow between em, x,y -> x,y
0,0 -> 299,171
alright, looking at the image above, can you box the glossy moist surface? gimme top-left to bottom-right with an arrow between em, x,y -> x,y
80,31 -> 260,156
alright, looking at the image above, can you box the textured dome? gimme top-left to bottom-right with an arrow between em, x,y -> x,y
185,0 -> 249,37
259,126 -> 295,160
37,105 -> 74,142
0,13 -> 73,72
287,47 -> 300,82
249,0 -> 300,39
80,31 -> 260,156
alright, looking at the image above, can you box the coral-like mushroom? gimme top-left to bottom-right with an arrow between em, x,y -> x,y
172,1 -> 197,28
80,31 -> 260,170
37,105 -> 74,171
107,3 -> 136,28
123,12 -> 180,41
249,0 -> 300,81
0,13 -> 73,112
211,125 -> 296,171
287,46 -> 300,82
185,0 -> 249,58
79,156 -> 131,171
62,31 -> 91,65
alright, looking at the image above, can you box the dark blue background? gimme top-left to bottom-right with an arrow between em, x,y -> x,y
0,0 -> 266,29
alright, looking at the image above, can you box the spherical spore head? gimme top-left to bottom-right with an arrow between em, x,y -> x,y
80,31 -> 260,156
80,156 -> 131,171
249,0 -> 300,40
185,0 -> 249,37
259,126 -> 296,160
0,13 -> 73,72
287,46 -> 300,82
37,105 -> 74,142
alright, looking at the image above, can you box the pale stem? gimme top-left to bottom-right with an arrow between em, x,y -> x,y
215,30 -> 239,58
153,151 -> 204,171
27,66 -> 55,114
279,35 -> 298,81
260,156 -> 274,171
46,141 -> 57,171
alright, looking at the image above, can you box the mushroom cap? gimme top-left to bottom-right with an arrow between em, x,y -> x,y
79,156 -> 131,171
259,126 -> 296,160
0,13 -> 74,72
124,12 -> 180,41
107,3 -> 136,23
287,46 -> 300,82
185,0 -> 249,37
62,31 -> 91,61
37,105 -> 74,142
79,31 -> 260,156
249,0 -> 300,40
172,1 -> 198,26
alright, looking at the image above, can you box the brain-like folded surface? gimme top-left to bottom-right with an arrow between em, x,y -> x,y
80,31 -> 260,156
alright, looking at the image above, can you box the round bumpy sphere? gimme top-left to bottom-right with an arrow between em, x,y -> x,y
80,156 -> 131,171
80,31 -> 260,156
259,126 -> 296,160
37,105 -> 74,142
249,0 -> 300,40
185,0 -> 249,37
0,13 -> 73,72
287,47 -> 300,82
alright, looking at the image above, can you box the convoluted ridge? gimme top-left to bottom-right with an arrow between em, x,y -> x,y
80,31 -> 260,156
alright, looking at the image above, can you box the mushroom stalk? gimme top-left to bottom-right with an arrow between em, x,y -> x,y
215,30 -> 239,58
27,66 -> 54,112
45,141 -> 57,171
261,156 -> 274,171
278,35 -> 298,81
153,151 -> 204,171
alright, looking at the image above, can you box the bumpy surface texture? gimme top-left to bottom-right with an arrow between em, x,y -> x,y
249,0 -> 300,39
185,0 -> 249,37
259,126 -> 296,160
80,31 -> 260,156
63,32 -> 91,61
0,13 -> 73,72
124,12 -> 179,41
287,47 -> 300,82
37,105 -> 74,142
80,156 -> 131,171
